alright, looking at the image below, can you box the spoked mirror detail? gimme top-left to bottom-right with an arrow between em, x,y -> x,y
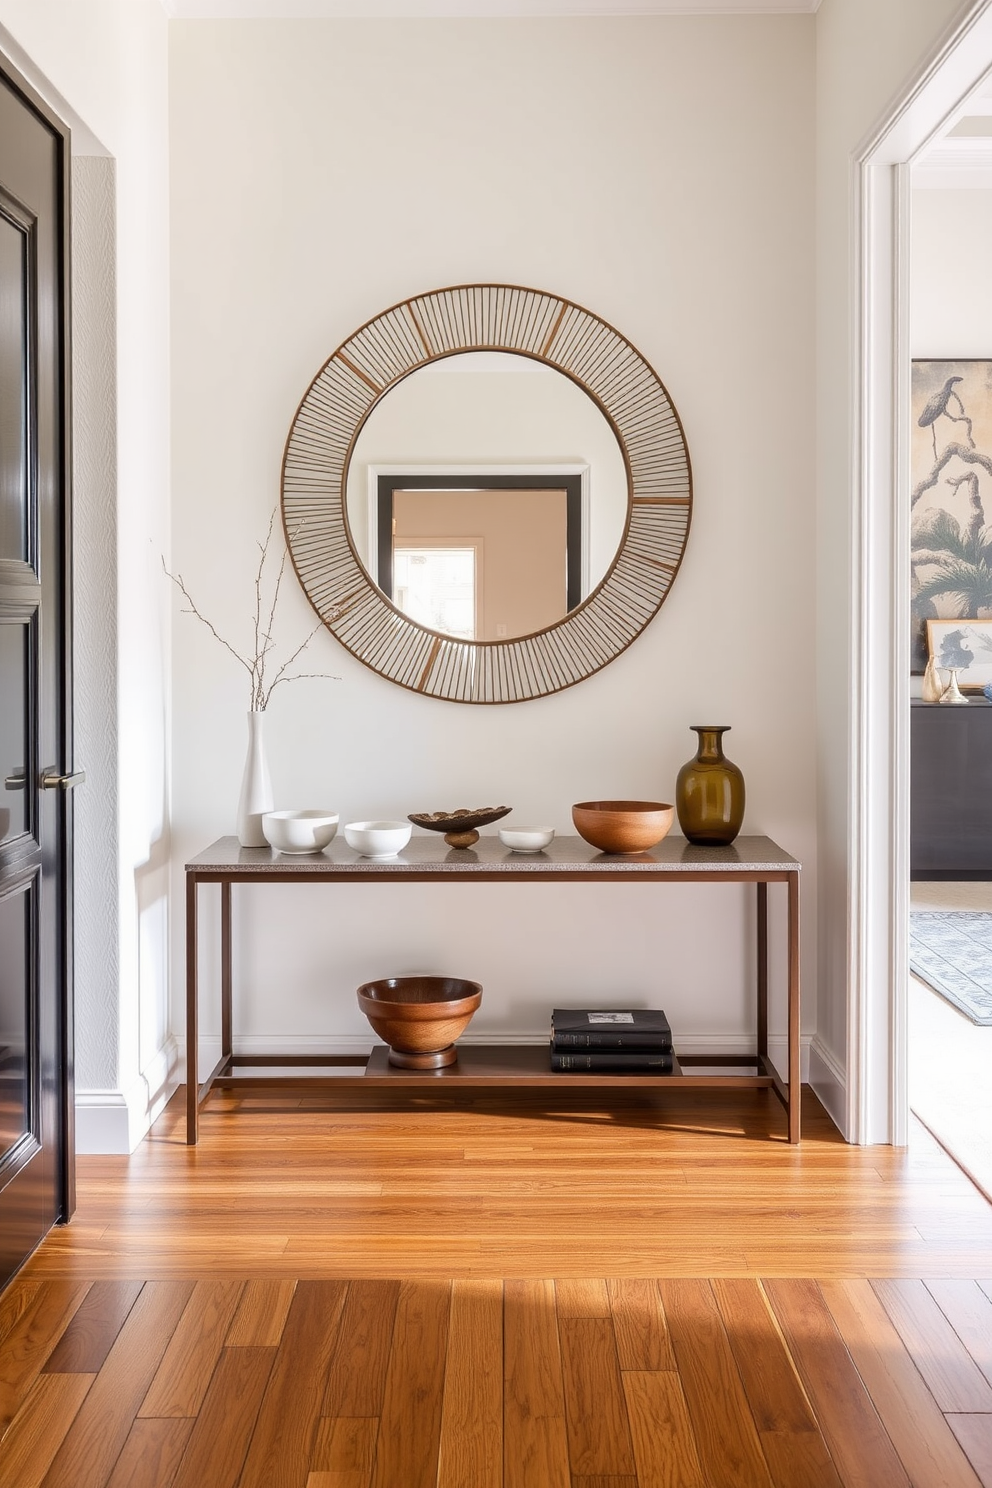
282,284 -> 692,704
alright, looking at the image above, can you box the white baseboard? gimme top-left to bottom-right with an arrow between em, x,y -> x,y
75,1037 -> 181,1154
75,1090 -> 133,1155
809,1036 -> 847,1136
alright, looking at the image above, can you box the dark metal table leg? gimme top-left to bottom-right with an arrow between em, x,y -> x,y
186,873 -> 199,1145
787,869 -> 801,1143
757,881 -> 768,1062
221,881 -> 232,1063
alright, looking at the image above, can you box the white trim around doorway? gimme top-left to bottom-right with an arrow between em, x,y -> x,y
850,0 -> 992,1144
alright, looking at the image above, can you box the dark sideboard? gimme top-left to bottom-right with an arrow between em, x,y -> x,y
911,699 -> 992,879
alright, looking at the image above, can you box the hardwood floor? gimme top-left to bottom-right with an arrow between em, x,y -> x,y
3,1084 -> 992,1485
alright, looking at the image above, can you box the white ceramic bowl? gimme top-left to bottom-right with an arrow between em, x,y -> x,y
499,826 -> 556,853
344,820 -> 412,859
261,810 -> 338,854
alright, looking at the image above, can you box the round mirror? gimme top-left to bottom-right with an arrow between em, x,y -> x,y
283,285 -> 691,704
345,351 -> 629,642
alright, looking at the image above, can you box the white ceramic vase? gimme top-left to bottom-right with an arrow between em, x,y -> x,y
921,655 -> 945,703
236,710 -> 274,846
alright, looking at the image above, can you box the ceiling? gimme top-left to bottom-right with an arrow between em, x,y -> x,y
162,0 -> 820,16
915,78 -> 992,187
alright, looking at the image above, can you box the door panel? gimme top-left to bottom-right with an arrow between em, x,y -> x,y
0,879 -> 32,1158
0,620 -> 30,844
0,58 -> 72,1288
0,869 -> 43,1285
0,208 -> 28,563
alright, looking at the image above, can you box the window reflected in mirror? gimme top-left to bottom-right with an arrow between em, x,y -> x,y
394,544 -> 477,639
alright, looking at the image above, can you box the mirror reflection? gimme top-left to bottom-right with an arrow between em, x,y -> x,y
345,352 -> 628,642
379,474 -> 581,641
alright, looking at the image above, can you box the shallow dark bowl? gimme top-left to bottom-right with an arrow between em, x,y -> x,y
408,806 -> 511,834
356,975 -> 483,1068
572,800 -> 674,854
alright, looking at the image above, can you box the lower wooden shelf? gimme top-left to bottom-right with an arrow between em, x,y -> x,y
207,1043 -> 783,1093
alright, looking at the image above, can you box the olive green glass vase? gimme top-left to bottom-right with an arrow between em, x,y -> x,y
675,725 -> 745,846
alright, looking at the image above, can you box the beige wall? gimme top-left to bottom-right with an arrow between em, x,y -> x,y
0,1 -> 974,1145
169,16 -> 819,1065
911,185 -> 992,355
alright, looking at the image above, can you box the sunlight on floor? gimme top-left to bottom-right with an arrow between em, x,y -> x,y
910,881 -> 992,1201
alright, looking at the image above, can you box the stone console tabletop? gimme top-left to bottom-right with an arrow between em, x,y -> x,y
186,832 -> 799,878
184,834 -> 801,1145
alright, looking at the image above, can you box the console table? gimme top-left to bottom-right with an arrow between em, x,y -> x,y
184,834 -> 801,1145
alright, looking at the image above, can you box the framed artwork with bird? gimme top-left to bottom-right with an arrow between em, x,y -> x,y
912,360 -> 992,672
925,618 -> 992,692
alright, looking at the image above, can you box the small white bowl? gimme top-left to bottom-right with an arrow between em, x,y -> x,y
262,810 -> 339,854
499,826 -> 556,853
344,819 -> 412,858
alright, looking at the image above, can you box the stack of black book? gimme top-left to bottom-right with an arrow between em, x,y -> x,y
550,1008 -> 675,1073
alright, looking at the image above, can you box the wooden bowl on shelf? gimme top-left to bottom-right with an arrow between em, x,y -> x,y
572,800 -> 674,854
356,975 -> 483,1068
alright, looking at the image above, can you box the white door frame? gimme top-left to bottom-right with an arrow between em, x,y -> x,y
851,0 -> 992,1144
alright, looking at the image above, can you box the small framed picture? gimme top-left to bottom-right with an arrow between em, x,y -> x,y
926,618 -> 992,691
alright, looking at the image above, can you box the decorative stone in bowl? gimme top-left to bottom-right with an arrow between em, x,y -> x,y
356,975 -> 483,1068
408,805 -> 511,849
572,800 -> 674,854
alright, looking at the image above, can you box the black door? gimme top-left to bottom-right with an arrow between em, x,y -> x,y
0,56 -> 73,1287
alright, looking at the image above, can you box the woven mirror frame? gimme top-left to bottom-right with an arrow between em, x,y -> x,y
282,284 -> 692,704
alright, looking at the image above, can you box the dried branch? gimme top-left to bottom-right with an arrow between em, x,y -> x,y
161,558 -> 255,682
258,539 -> 292,702
264,621 -> 326,699
253,513 -> 273,693
267,669 -> 335,700
163,509 -> 338,710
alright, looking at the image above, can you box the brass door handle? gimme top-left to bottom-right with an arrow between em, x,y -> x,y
40,769 -> 86,791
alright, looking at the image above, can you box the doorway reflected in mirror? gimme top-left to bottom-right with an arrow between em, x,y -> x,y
378,473 -> 582,641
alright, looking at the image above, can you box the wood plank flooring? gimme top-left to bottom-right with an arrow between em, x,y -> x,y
1,1273 -> 992,1486
23,1084 -> 992,1279
2,1084 -> 992,1485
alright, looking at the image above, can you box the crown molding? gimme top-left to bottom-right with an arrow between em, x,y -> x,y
160,0 -> 820,17
915,132 -> 992,183
914,163 -> 992,186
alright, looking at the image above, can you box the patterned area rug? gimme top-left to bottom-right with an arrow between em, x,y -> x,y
910,911 -> 992,1025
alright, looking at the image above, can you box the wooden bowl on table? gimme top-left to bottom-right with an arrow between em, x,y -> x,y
356,975 -> 483,1068
572,800 -> 674,854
